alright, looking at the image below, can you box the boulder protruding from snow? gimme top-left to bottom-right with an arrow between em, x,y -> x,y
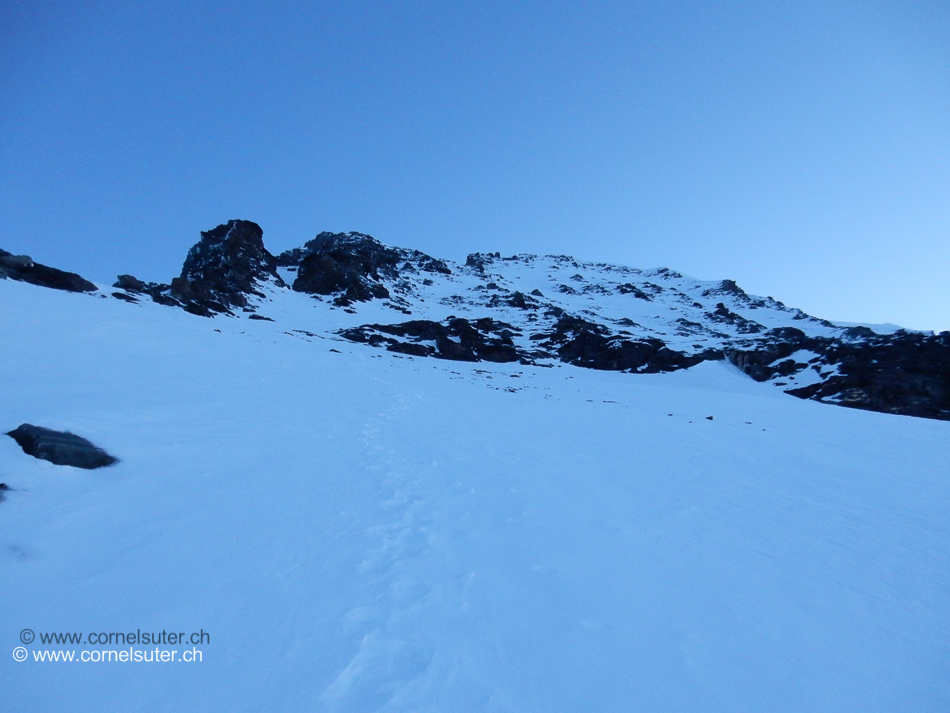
7,424 -> 118,469
0,249 -> 97,293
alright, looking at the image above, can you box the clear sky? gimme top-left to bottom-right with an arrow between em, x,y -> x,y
2,0 -> 948,331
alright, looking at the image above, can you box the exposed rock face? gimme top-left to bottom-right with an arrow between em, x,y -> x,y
112,220 -> 283,316
178,220 -> 284,309
487,290 -> 540,310
616,283 -> 653,301
285,232 -> 398,305
708,303 -> 765,334
788,332 -> 950,420
727,329 -> 950,420
465,252 -> 501,273
531,314 -> 716,373
340,317 -> 521,363
280,232 -> 450,306
341,313 -> 716,372
7,424 -> 118,469
0,249 -> 97,293
111,275 -> 184,308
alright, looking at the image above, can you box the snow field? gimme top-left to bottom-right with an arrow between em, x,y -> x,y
1,280 -> 949,712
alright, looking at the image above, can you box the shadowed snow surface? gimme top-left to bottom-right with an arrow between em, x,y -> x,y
2,280 -> 949,712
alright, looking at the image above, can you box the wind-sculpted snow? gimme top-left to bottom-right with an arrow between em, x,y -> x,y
2,278 -> 949,712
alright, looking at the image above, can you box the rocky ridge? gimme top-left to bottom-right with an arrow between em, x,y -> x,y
111,220 -> 284,316
4,221 -> 948,421
0,249 -> 97,293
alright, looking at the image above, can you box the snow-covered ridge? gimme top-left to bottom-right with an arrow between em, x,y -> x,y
2,220 -> 948,421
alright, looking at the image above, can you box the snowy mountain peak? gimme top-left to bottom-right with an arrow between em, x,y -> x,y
2,220 -> 948,421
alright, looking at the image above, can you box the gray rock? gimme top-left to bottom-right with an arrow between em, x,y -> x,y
0,253 -> 33,269
0,248 -> 97,293
7,424 -> 118,469
114,274 -> 145,292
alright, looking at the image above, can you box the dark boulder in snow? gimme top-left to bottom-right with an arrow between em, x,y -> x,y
487,290 -> 539,310
0,249 -> 97,293
7,424 -> 118,469
114,274 -> 146,292
707,303 -> 765,334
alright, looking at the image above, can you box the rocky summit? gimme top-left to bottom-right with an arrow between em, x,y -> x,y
110,219 -> 284,316
277,231 -> 453,306
4,220 -> 949,421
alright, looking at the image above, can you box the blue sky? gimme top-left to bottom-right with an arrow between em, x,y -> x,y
2,0 -> 948,330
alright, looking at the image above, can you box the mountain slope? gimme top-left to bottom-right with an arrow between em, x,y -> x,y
8,220 -> 948,420
2,274 -> 950,712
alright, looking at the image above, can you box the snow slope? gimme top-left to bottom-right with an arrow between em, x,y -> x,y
2,278 -> 949,712
273,250 -> 847,355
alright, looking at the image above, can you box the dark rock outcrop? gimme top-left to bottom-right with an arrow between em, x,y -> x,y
343,310 -> 718,373
7,424 -> 118,469
340,317 -> 521,363
286,232 -> 397,305
708,303 -> 765,334
0,249 -> 97,293
487,290 -> 539,310
534,314 -> 713,372
111,275 -> 182,308
111,220 -> 283,316
280,232 -> 450,306
705,279 -> 746,298
114,274 -> 145,292
178,220 -> 284,310
727,329 -> 950,420
617,283 -> 653,301
785,331 -> 950,420
465,252 -> 500,273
